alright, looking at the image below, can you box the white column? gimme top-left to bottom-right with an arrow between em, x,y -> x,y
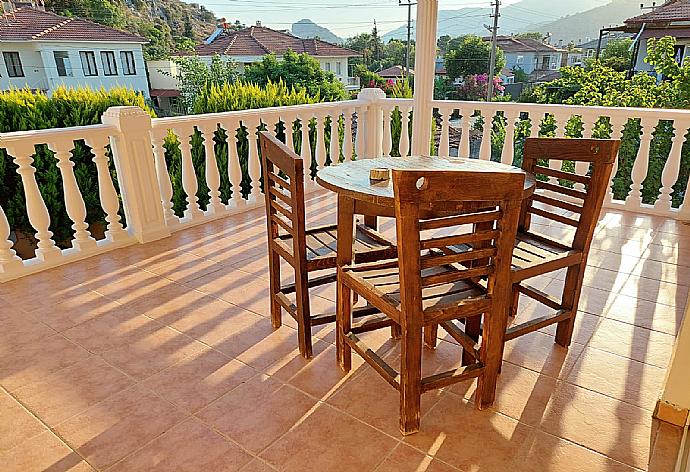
102,106 -> 170,243
411,0 -> 438,156
357,88 -> 386,158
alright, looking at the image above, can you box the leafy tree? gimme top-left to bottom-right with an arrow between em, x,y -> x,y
444,35 -> 506,80
346,29 -> 385,69
512,66 -> 529,83
381,39 -> 415,70
515,32 -> 543,41
585,38 -> 633,72
168,55 -> 239,112
243,51 -> 347,102
437,35 -> 452,56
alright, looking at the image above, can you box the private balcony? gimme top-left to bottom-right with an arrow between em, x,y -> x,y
1,93 -> 689,471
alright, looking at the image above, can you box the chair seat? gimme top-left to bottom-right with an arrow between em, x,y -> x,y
342,260 -> 489,324
510,231 -> 582,283
279,223 -> 397,271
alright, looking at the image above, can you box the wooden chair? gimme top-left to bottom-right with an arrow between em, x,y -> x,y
336,169 -> 525,435
259,131 -> 396,358
503,137 -> 620,346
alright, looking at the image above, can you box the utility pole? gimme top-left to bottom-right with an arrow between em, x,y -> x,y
399,0 -> 417,80
486,0 -> 501,101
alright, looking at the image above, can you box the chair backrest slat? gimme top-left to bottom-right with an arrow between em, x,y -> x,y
521,138 -> 620,250
260,131 -> 307,266
392,169 -> 525,322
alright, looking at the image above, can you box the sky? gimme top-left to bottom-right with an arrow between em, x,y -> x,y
188,0 -> 521,39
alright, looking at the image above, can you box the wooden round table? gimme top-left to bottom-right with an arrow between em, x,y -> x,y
316,156 -> 536,266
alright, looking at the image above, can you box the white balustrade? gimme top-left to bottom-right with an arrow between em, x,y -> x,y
220,118 -> 245,207
84,134 -> 128,241
606,116 -> 628,204
400,105 -> 411,157
343,109 -> 354,162
150,130 -> 178,226
199,124 -> 224,214
330,113 -> 341,164
626,118 -> 656,209
315,113 -> 327,171
501,111 -> 519,165
246,118 -> 262,201
657,119 -> 690,212
173,126 -> 203,220
438,107 -> 451,158
49,140 -> 97,251
0,204 -> 22,274
479,110 -> 493,161
382,106 -> 392,157
458,109 -> 472,158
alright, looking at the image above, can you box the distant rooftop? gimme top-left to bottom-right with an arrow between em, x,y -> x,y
488,36 -> 566,54
190,25 -> 360,58
0,7 -> 146,43
626,0 -> 690,25
378,65 -> 413,78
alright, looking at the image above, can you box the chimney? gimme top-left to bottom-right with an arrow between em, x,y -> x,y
256,20 -> 262,27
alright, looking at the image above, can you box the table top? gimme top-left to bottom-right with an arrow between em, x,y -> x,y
316,156 -> 536,206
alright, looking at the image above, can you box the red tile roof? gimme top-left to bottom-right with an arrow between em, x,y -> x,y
191,26 -> 359,57
0,7 -> 146,43
489,36 -> 565,54
626,0 -> 690,24
378,65 -> 413,77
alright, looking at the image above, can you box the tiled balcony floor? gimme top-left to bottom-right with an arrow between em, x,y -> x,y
1,190 -> 688,471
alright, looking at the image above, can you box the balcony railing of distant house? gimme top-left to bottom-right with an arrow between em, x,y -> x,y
0,88 -> 689,281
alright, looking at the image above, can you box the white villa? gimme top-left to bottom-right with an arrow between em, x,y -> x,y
0,6 -> 149,96
490,36 -> 566,83
147,22 -> 361,112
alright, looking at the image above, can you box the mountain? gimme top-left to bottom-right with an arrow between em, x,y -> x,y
523,0 -> 642,45
44,0 -> 217,58
381,0 -> 630,42
292,19 -> 343,44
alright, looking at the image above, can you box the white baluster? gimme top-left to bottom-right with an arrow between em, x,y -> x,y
7,143 -> 61,261
174,127 -> 203,220
355,108 -> 365,158
246,118 -> 262,201
84,134 -> 128,241
48,140 -> 97,251
459,109 -> 471,158
657,119 -> 690,211
529,112 -> 540,138
438,108 -> 450,158
224,119 -> 245,206
200,124 -> 224,214
606,116 -> 627,204
479,110 -> 493,161
546,113 -> 568,184
315,113 -> 327,171
382,106 -> 392,157
150,131 -> 178,227
626,118 -> 656,209
554,112 -> 569,138
284,115 -> 296,152
574,114 -> 597,192
343,109 -> 354,162
501,110 -> 518,165
330,113 -> 341,165
0,203 -> 23,274
401,106 -> 411,157
300,113 -> 311,163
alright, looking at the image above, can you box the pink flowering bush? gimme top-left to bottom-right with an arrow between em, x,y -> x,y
455,74 -> 504,101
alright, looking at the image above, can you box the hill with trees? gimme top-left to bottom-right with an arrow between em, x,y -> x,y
44,0 -> 217,59
292,19 -> 343,44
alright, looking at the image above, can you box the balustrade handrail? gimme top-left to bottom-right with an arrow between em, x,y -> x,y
0,123 -> 118,144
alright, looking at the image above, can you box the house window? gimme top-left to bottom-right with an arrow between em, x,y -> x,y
80,51 -> 98,76
3,52 -> 24,77
53,51 -> 72,77
336,61 -> 342,75
120,51 -> 136,75
516,55 -> 524,64
325,62 -> 331,72
541,55 -> 550,70
101,51 -> 118,76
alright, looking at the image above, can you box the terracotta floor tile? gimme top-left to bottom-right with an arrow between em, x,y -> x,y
90,269 -> 170,304
54,385 -> 187,469
119,279 -> 200,318
539,382 -> 653,469
512,429 -> 640,472
143,348 -> 257,412
109,418 -> 252,471
454,361 -> 559,427
0,390 -> 46,452
619,274 -> 689,307
196,374 -> 318,454
13,356 -> 134,425
567,347 -> 666,410
101,326 -> 205,380
0,274 -> 90,313
588,318 -> 676,368
260,403 -> 398,472
136,250 -> 226,284
604,293 -> 684,335
0,429 -> 92,472
0,334 -> 90,392
62,311 -> 162,354
239,459 -> 279,472
403,394 -> 533,472
649,422 -> 683,472
502,331 -> 584,379
0,312 -> 55,350
30,290 -> 124,332
185,268 -> 273,316
373,443 -> 460,472
233,323 -> 314,370
327,364 -> 444,437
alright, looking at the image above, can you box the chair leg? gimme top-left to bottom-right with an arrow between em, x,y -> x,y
295,264 -> 313,358
423,324 -> 438,349
555,263 -> 584,348
510,284 -> 519,319
336,271 -> 352,372
391,322 -> 402,340
268,250 -> 282,329
400,324 -> 422,435
462,316 -> 481,366
475,310 -> 503,410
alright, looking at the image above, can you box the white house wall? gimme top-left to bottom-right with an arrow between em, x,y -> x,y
0,41 -> 149,97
